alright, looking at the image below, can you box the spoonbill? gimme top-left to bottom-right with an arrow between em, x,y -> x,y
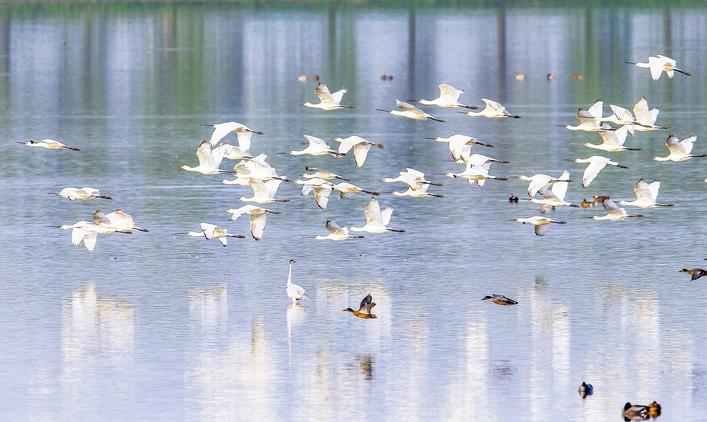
224,154 -> 286,184
446,163 -> 507,186
343,293 -> 377,319
481,294 -> 518,305
240,179 -> 288,204
58,221 -> 129,251
530,170 -> 572,207
515,216 -> 566,236
619,179 -> 673,208
333,182 -> 379,198
290,135 -> 343,157
303,167 -> 349,181
593,199 -> 642,221
225,205 -> 280,240
625,55 -> 691,80
583,126 -> 639,152
202,122 -> 263,150
463,98 -> 520,119
393,183 -> 443,198
574,156 -> 628,187
18,139 -> 80,151
350,199 -> 405,234
410,84 -> 478,109
57,187 -> 111,201
335,136 -> 384,168
602,105 -> 647,134
182,140 -> 226,175
564,109 -> 606,131
286,259 -> 308,304
376,100 -> 444,122
632,97 -> 668,131
212,143 -> 252,161
654,134 -> 705,162
179,223 -> 245,247
299,178 -> 334,209
429,134 -> 494,162
515,171 -> 571,197
315,220 -> 364,241
93,209 -> 149,232
383,168 -> 441,189
303,82 -> 353,110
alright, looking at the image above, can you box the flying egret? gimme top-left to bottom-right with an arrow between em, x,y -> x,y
410,84 -> 478,109
530,170 -> 572,207
93,209 -> 149,233
290,135 -> 344,157
343,293 -> 377,319
225,205 -> 280,241
632,97 -> 668,131
481,294 -> 518,305
654,134 -> 705,162
18,139 -> 80,151
583,126 -> 639,152
202,122 -> 264,150
592,199 -> 642,221
315,220 -> 364,241
574,156 -> 628,187
619,179 -> 673,208
212,143 -> 253,161
299,178 -> 334,209
182,140 -> 227,175
514,171 -> 571,197
58,221 -> 130,252
463,98 -> 520,118
303,82 -> 353,110
383,168 -> 441,189
335,136 -> 384,168
240,179 -> 288,204
333,182 -> 380,198
178,223 -> 245,247
303,167 -> 349,181
286,259 -> 308,304
376,100 -> 444,122
56,187 -> 111,201
515,216 -> 566,236
625,55 -> 691,80
350,199 -> 404,234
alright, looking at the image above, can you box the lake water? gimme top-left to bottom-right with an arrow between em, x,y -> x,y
0,3 -> 705,421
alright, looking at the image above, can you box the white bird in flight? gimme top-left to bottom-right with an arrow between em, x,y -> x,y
302,167 -> 349,181
303,82 -> 353,110
593,199 -> 643,221
564,108 -> 606,131
584,126 -> 640,152
223,154 -> 286,184
529,170 -> 572,207
393,183 -> 443,198
410,84 -> 478,109
240,179 -> 288,204
57,221 -> 129,252
429,134 -> 494,162
515,216 -> 566,236
574,156 -> 628,188
654,134 -> 705,162
213,143 -> 253,161
335,136 -> 384,168
350,199 -> 405,234
631,97 -> 668,132
383,168 -> 441,190
93,209 -> 149,233
56,187 -> 111,201
619,179 -> 673,208
625,55 -> 691,80
18,139 -> 80,151
463,99 -> 520,119
225,205 -> 280,240
377,100 -> 444,122
333,182 -> 380,199
286,259 -> 308,304
202,122 -> 264,150
315,220 -> 365,241
515,172 -> 571,197
182,140 -> 227,175
290,135 -> 344,157
298,178 -> 334,209
179,223 -> 245,247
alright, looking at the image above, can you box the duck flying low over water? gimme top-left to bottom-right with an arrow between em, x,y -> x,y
202,122 -> 264,150
343,293 -> 377,319
654,134 -> 705,162
592,199 -> 643,221
574,156 -> 628,188
18,139 -> 80,151
515,216 -> 566,236
315,220 -> 364,241
463,98 -> 520,118
680,268 -> 706,281
619,179 -> 673,208
286,259 -> 308,304
335,136 -> 384,168
625,54 -> 691,80
303,81 -> 353,110
481,294 -> 518,306
56,187 -> 111,201
177,223 -> 245,247
377,100 -> 444,122
225,205 -> 280,241
410,84 -> 478,109
290,135 -> 344,157
350,199 -> 404,234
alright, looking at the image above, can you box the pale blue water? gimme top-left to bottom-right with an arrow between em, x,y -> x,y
0,4 -> 705,421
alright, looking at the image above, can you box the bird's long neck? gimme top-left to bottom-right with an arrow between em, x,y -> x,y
287,262 -> 292,285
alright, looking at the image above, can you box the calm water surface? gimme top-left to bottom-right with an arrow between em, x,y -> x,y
0,3 -> 706,421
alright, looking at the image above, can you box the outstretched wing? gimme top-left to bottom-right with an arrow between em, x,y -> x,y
92,209 -> 111,226
665,135 -> 687,155
550,170 -> 570,201
438,84 -> 461,101
363,199 -> 383,226
330,88 -> 347,105
587,100 -> 604,119
196,140 -> 217,169
680,135 -> 696,155
353,143 -> 371,168
209,122 -> 238,146
314,185 -> 333,209
534,224 -> 549,236
304,135 -> 329,149
325,220 -> 347,235
633,97 -> 653,125
249,213 -> 267,241
481,98 -> 506,113
358,294 -> 373,312
315,82 -> 336,104
582,160 -> 608,187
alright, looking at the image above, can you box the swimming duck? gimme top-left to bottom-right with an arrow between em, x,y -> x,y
622,401 -> 661,421
344,294 -> 377,319
509,194 -> 519,203
515,73 -> 526,81
648,401 -> 661,418
578,382 -> 593,398
680,268 -> 706,281
546,73 -> 556,80
571,73 -> 584,80
481,294 -> 518,306
580,199 -> 593,208
593,195 -> 610,205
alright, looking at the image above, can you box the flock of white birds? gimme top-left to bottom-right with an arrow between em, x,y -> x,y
19,53 -> 702,306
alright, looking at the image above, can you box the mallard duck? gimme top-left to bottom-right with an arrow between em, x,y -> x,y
680,268 -> 706,280
580,199 -> 593,208
578,382 -> 593,398
481,294 -> 518,306
344,293 -> 377,319
623,402 -> 649,420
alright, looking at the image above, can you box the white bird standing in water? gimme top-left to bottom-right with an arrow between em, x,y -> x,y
530,170 -> 572,207
410,84 -> 478,109
286,259 -> 308,304
182,140 -> 226,175
225,205 -> 281,240
178,223 -> 245,247
593,199 -> 643,221
377,100 -> 444,122
290,135 -> 343,157
654,134 -> 705,162
625,55 -> 691,80
56,187 -> 111,201
463,99 -> 521,119
315,220 -> 365,241
350,199 -> 405,234
574,156 -> 628,187
202,122 -> 264,150
18,139 -> 80,151
515,216 -> 566,236
303,82 -> 353,110
632,97 -> 668,131
298,178 -> 334,209
619,179 -> 673,208
335,136 -> 384,168
584,126 -> 640,152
